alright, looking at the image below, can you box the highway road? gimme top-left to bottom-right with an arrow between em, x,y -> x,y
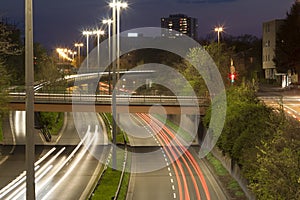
126,113 -> 227,200
0,112 -> 109,200
259,96 -> 300,121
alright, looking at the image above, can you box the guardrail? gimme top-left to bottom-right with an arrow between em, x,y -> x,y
8,92 -> 210,107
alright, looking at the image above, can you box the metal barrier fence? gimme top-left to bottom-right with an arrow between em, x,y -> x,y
8,92 -> 210,106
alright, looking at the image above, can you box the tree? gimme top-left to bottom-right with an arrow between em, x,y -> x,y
179,42 -> 236,96
225,34 -> 262,81
0,62 -> 10,119
203,85 -> 274,163
33,43 -> 61,85
274,1 -> 300,73
0,20 -> 22,119
249,121 -> 300,199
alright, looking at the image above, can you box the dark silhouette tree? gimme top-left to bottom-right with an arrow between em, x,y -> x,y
274,0 -> 300,73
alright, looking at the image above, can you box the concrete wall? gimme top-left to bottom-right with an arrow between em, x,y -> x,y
211,147 -> 256,200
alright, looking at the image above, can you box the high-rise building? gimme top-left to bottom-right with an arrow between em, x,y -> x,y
262,19 -> 284,80
161,14 -> 198,40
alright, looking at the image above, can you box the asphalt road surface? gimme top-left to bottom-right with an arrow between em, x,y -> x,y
0,112 -> 109,200
126,113 -> 228,200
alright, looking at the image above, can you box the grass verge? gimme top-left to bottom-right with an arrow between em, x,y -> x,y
102,113 -> 129,144
49,112 -> 64,135
91,114 -> 131,200
91,148 -> 129,200
0,120 -> 3,142
117,151 -> 131,200
206,153 -> 247,200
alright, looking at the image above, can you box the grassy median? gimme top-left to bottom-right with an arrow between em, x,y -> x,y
92,148 -> 129,200
91,113 -> 130,200
206,153 -> 247,199
39,112 -> 64,135
0,120 -> 3,142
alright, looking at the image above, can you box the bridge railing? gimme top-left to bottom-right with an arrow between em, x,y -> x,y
8,92 -> 210,106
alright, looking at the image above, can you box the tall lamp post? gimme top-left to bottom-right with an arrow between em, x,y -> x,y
83,31 -> 93,72
214,26 -> 223,45
110,1 -> 128,81
75,42 -> 84,67
109,0 -> 127,170
92,29 -> 105,69
214,26 -> 223,67
103,19 -> 113,94
25,0 -> 35,199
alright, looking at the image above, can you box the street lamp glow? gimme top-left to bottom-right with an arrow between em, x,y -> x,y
109,1 -> 128,8
75,43 -> 84,47
103,19 -> 113,25
83,30 -> 93,35
56,48 -> 72,61
214,27 -> 223,32
92,30 -> 105,35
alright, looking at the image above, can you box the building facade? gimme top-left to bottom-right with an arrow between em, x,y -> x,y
161,14 -> 198,40
262,19 -> 284,80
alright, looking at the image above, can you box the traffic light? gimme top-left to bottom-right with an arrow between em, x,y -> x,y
228,72 -> 236,83
230,73 -> 235,82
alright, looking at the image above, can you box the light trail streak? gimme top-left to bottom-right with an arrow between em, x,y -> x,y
41,125 -> 96,200
3,124 -> 92,199
138,113 -> 211,200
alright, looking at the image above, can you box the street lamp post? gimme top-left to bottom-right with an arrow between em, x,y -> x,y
103,19 -> 113,94
70,51 -> 77,60
75,43 -> 84,66
110,0 -> 117,170
214,26 -> 223,67
110,1 -> 127,81
25,0 -> 35,199
92,29 -> 105,69
109,0 -> 127,170
83,31 -> 93,72
214,26 -> 223,45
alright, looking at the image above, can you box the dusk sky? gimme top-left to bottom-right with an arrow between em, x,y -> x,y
0,0 -> 295,50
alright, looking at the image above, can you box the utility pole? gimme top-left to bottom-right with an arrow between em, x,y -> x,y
25,0 -> 36,199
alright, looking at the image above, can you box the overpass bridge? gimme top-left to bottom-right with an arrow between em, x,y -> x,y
8,92 -> 209,114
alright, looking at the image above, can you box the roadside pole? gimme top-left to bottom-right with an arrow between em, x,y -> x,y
25,0 -> 36,199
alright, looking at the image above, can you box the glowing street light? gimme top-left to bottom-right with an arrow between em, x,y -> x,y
75,43 -> 84,66
214,26 -> 223,45
69,51 -> 77,60
103,18 -> 113,94
110,1 -> 128,80
92,29 -> 105,69
214,26 -> 224,67
56,48 -> 73,62
109,1 -> 128,9
83,30 -> 93,71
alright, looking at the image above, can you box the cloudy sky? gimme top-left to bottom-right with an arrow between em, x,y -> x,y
0,0 -> 295,49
